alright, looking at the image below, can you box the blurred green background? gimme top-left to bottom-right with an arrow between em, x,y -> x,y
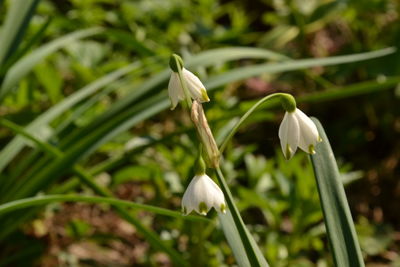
0,0 -> 399,266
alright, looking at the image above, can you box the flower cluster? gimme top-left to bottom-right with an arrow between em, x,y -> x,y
167,53 -> 321,216
168,54 -> 225,216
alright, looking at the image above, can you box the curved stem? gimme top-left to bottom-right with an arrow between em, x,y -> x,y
176,64 -> 192,109
219,92 -> 291,154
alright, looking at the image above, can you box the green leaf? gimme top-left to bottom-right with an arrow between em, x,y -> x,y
103,29 -> 155,56
0,47 -> 284,173
205,47 -> 395,89
0,118 -> 192,266
219,211 -> 269,267
0,27 -> 103,101
0,0 -> 39,67
0,194 -> 208,222
0,62 -> 138,173
34,60 -> 63,103
310,118 -> 365,267
216,167 -> 269,267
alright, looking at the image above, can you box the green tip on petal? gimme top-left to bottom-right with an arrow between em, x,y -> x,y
201,88 -> 210,102
309,144 -> 316,154
220,203 -> 226,213
169,97 -> 177,110
199,202 -> 208,215
318,136 -> 323,142
285,144 -> 292,160
182,206 -> 187,215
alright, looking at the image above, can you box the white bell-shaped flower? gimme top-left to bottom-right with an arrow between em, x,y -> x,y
182,174 -> 226,216
168,68 -> 210,110
278,108 -> 321,159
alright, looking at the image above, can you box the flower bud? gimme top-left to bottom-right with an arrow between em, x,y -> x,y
191,101 -> 220,168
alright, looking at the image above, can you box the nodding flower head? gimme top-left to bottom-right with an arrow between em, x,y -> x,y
278,108 -> 321,160
168,67 -> 210,110
182,173 -> 226,216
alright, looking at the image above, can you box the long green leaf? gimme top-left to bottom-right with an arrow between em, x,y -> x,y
206,47 -> 395,89
0,0 -> 39,67
185,47 -> 288,66
9,48 -> 394,193
0,27 -> 103,101
219,211 -> 252,267
310,118 -> 365,267
0,118 -> 191,266
219,208 -> 270,267
0,194 -> 208,222
2,47 -> 392,175
0,62 -> 138,173
216,167 -> 269,267
61,48 -> 396,155
0,47 -> 284,173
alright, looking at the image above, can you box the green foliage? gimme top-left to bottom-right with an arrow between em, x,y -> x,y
311,119 -> 364,267
0,0 -> 399,266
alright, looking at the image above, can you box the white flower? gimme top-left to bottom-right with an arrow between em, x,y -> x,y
168,68 -> 210,110
278,108 -> 321,159
182,174 -> 226,215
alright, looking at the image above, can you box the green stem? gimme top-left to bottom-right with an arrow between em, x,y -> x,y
176,67 -> 192,108
219,92 -> 292,154
215,166 -> 262,267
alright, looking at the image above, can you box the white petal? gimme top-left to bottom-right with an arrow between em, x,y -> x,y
182,68 -> 210,103
181,178 -> 196,214
168,72 -> 184,110
278,112 -> 299,159
203,175 -> 226,213
181,174 -> 225,215
294,108 -> 320,154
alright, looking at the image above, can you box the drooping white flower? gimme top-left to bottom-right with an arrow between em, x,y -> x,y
168,68 -> 210,110
182,174 -> 226,216
278,108 -> 321,159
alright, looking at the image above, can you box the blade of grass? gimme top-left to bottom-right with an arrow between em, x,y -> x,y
0,0 -> 39,67
240,75 -> 400,124
0,118 -> 191,266
0,27 -> 103,101
206,47 -> 395,89
216,167 -> 269,267
2,49 -> 394,204
0,47 -> 285,172
0,194 -> 209,222
0,62 -> 139,173
310,118 -> 365,267
298,76 -> 400,103
1,18 -> 52,77
218,210 -> 251,267
52,71 -> 400,195
1,47 -> 392,174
